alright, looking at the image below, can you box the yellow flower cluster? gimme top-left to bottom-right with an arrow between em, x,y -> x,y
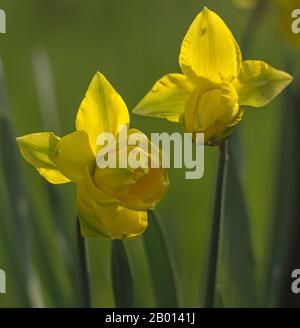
17,8 -> 292,239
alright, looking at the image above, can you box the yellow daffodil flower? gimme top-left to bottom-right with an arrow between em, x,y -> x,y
17,72 -> 169,239
133,7 -> 293,145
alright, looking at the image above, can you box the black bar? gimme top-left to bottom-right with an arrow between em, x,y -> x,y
0,308 -> 299,326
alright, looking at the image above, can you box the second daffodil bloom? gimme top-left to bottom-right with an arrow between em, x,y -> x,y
133,7 -> 293,145
16,72 -> 169,240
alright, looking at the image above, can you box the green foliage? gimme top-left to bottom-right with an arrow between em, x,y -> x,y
144,211 -> 179,307
111,240 -> 134,308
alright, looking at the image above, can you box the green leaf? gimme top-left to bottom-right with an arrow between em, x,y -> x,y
0,62 -> 76,307
111,240 -> 134,308
76,219 -> 91,308
0,115 -> 32,306
266,82 -> 300,307
143,210 -> 180,307
215,141 -> 257,307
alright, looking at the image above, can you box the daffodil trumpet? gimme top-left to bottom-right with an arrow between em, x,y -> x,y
16,72 -> 169,240
133,7 -> 293,145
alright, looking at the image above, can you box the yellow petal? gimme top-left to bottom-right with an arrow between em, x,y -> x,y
234,60 -> 293,107
53,131 -> 95,182
77,192 -> 111,239
77,185 -> 148,239
76,72 -> 130,154
94,166 -> 136,197
179,7 -> 242,83
16,132 -> 69,184
95,166 -> 169,211
120,167 -> 169,211
183,81 -> 214,134
77,166 -> 118,206
94,204 -> 148,240
133,74 -> 196,122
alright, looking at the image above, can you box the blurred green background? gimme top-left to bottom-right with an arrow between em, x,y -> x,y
0,0 -> 299,307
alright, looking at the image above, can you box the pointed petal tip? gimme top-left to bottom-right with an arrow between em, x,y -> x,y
202,6 -> 213,15
95,71 -> 104,78
131,105 -> 143,116
131,106 -> 138,114
287,73 -> 294,82
279,69 -> 294,82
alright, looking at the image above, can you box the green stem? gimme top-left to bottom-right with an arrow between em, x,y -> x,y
205,141 -> 229,308
76,218 -> 91,308
111,240 -> 134,308
203,0 -> 268,309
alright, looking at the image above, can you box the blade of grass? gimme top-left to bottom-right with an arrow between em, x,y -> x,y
0,164 -> 32,306
143,210 -> 179,308
0,57 -> 75,307
0,111 -> 74,307
111,240 -> 134,308
32,48 -> 78,304
76,219 -> 91,308
31,48 -> 62,134
0,61 -> 32,306
0,117 -> 31,298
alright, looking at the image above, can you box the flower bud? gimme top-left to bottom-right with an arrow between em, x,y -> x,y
184,82 -> 241,145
